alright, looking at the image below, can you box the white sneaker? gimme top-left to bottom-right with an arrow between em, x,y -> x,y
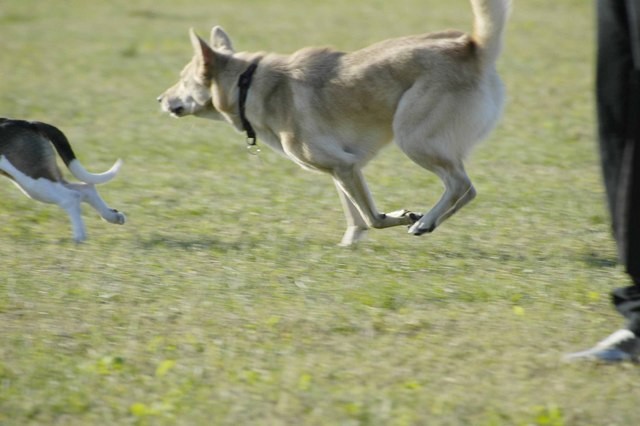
564,329 -> 640,363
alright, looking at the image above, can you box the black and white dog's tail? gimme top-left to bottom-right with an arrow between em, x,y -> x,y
33,121 -> 122,185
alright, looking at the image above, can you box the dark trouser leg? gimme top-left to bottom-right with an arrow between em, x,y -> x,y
612,107 -> 640,333
619,71 -> 640,281
596,0 -> 631,224
597,0 -> 640,333
612,278 -> 640,334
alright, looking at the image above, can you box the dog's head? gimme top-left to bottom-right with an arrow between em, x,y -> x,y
157,27 -> 236,121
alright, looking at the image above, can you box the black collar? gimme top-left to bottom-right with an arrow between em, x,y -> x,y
237,62 -> 259,146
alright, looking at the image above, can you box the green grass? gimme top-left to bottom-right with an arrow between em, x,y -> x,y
1,0 -> 638,424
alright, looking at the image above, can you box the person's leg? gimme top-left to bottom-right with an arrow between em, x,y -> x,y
566,130 -> 640,362
565,0 -> 640,362
596,0 -> 632,231
612,69 -> 640,334
612,282 -> 640,334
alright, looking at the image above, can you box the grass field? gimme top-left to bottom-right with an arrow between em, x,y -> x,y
1,0 -> 639,424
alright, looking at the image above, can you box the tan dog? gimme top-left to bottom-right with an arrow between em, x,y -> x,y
158,0 -> 509,246
0,118 -> 125,242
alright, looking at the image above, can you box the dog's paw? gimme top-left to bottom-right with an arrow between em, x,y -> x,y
407,212 -> 422,224
113,210 -> 126,225
105,209 -> 126,225
387,209 -> 422,225
338,226 -> 368,247
73,233 -> 88,244
408,220 -> 435,236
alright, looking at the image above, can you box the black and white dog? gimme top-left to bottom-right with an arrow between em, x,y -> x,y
0,118 -> 125,242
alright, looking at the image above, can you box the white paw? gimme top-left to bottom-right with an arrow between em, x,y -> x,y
408,218 -> 435,236
115,211 -> 126,225
387,209 -> 422,224
105,209 -> 126,225
113,211 -> 126,225
73,232 -> 88,243
338,226 -> 368,247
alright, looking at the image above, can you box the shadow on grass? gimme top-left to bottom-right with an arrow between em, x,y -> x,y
137,234 -> 247,253
582,251 -> 618,269
128,9 -> 198,21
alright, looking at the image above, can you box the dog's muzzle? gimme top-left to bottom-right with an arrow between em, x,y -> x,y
157,95 -> 185,117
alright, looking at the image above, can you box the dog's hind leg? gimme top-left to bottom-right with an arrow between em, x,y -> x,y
1,156 -> 87,241
407,159 -> 476,236
32,182 -> 87,242
26,182 -> 87,242
394,86 -> 482,236
58,192 -> 88,242
65,183 -> 126,225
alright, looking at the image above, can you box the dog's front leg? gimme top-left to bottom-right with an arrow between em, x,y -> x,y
334,179 -> 368,246
332,166 -> 419,238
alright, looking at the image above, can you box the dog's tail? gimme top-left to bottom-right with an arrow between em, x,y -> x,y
32,121 -> 122,185
470,0 -> 510,65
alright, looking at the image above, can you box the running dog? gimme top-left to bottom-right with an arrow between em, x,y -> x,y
158,0 -> 509,245
0,118 -> 125,242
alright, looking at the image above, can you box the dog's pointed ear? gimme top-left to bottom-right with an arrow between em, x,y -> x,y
210,26 -> 234,53
189,28 -> 215,71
